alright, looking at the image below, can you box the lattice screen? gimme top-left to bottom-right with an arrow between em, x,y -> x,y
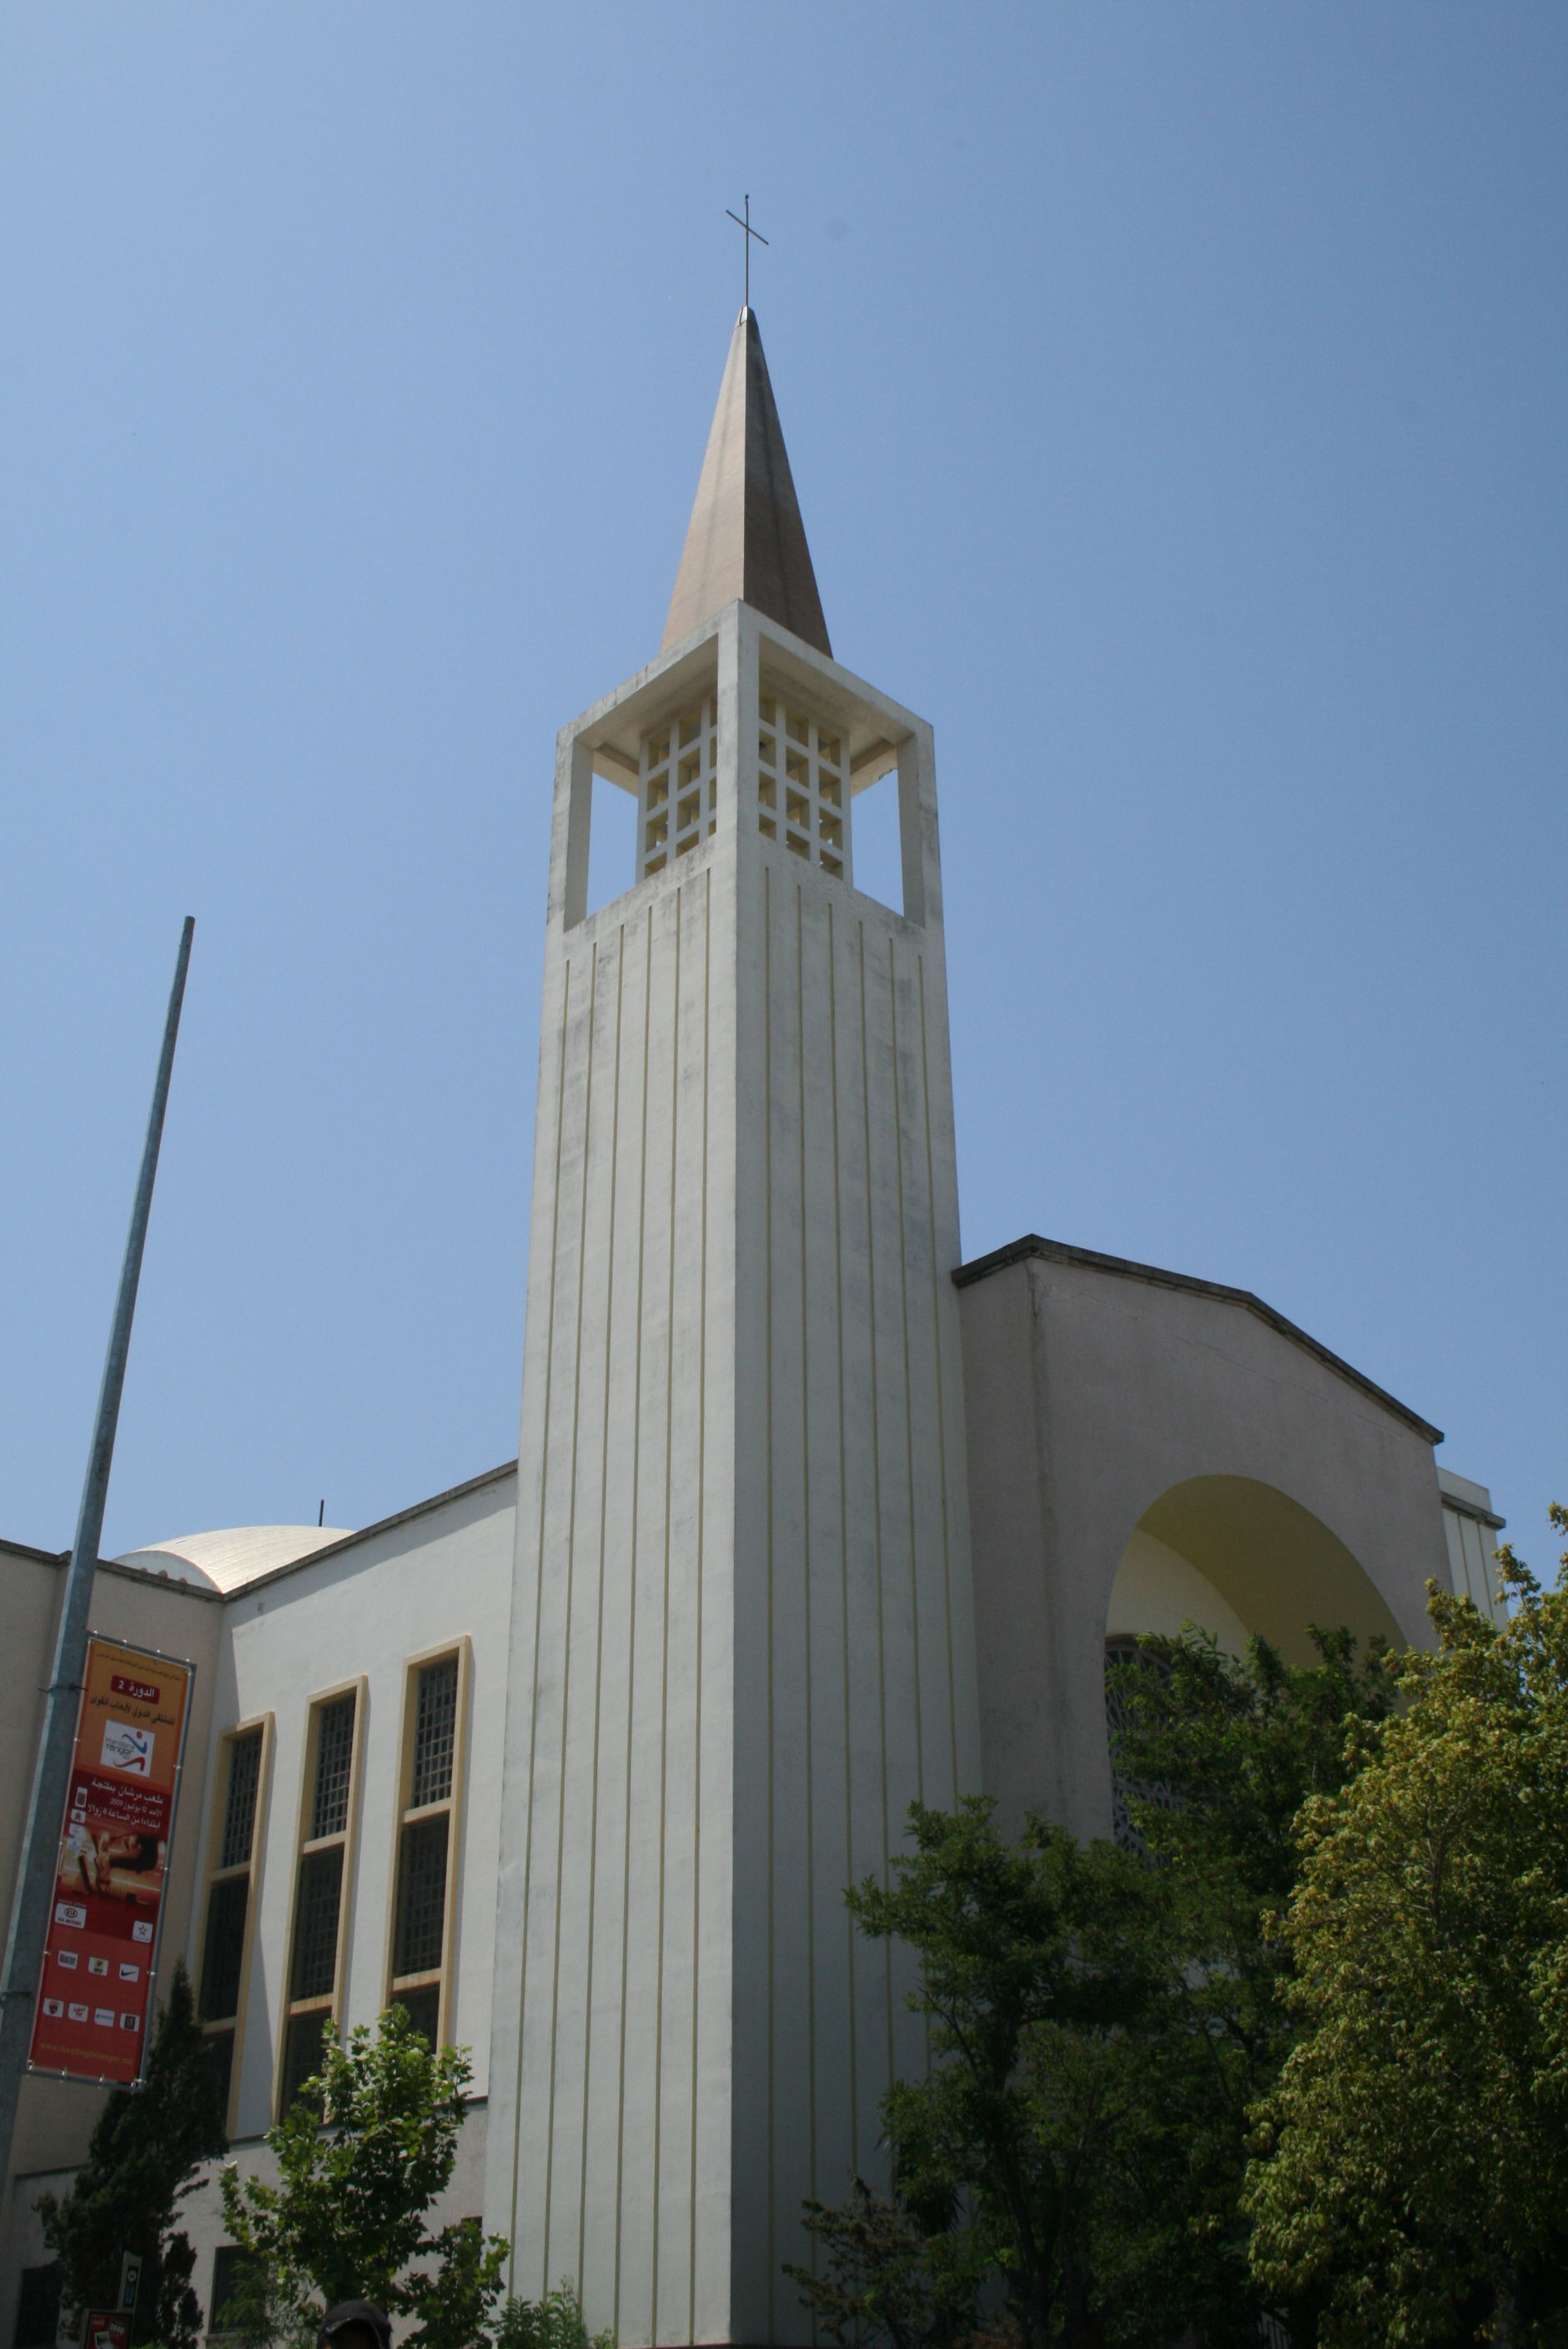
757,695 -> 849,879
640,697 -> 719,879
635,690 -> 856,885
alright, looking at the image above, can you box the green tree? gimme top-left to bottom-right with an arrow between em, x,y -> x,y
1108,1621 -> 1397,1906
1108,1621 -> 1398,2144
491,2277 -> 615,2349
830,1798 -> 1274,2349
796,1627 -> 1395,2349
1245,1514 -> 1568,2345
787,2175 -> 982,2349
37,1959 -> 227,2349
219,2004 -> 508,2349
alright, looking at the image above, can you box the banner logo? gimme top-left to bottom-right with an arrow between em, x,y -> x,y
28,1636 -> 193,2087
99,1720 -> 154,1776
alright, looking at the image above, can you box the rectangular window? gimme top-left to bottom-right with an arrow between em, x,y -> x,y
195,1722 -> 270,2132
290,1845 -> 344,2000
410,1655 -> 458,1807
13,2265 -> 62,2349
205,2026 -> 235,2119
386,1649 -> 466,2045
279,2009 -> 329,2115
219,1728 -> 262,1868
394,1813 -> 449,1977
210,2246 -> 261,2336
391,1982 -> 440,2045
199,1874 -> 250,2021
310,1696 -> 356,1838
279,1687 -> 361,2118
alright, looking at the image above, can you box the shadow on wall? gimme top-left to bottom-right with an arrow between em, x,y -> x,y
1106,1475 -> 1404,1667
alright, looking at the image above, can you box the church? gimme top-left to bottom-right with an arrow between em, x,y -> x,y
1,306 -> 1505,2348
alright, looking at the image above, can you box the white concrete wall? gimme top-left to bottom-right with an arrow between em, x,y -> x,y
491,630 -> 741,2346
729,777 -> 977,2346
199,1468 -> 517,2140
958,1245 -> 1452,1843
1438,1471 -> 1507,1627
490,605 -> 978,2346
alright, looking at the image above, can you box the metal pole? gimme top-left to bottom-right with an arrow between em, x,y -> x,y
0,916 -> 195,2193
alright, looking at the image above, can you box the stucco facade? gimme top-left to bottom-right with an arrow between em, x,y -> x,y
957,1235 -> 1470,1843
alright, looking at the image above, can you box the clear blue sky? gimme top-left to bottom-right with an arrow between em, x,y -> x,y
3,3 -> 1563,1572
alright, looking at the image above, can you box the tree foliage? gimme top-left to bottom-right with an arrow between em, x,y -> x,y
831,1799 -> 1266,2348
219,2005 -> 508,2349
788,2175 -> 982,2349
38,1960 -> 226,2349
491,2277 -> 615,2349
795,1625 -> 1396,2349
1108,1621 -> 1398,1906
1245,1516 -> 1568,2345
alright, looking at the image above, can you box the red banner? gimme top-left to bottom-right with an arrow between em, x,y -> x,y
28,1636 -> 193,2086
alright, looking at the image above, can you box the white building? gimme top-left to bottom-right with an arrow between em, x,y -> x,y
1,308 -> 1507,2348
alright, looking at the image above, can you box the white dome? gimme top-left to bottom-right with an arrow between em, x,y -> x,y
113,1524 -> 354,1593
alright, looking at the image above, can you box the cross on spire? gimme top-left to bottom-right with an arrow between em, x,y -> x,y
725,194 -> 769,310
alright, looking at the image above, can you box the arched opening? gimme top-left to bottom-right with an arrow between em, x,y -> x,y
1106,1529 -> 1250,1657
1103,1476 -> 1402,1850
1106,1474 -> 1403,1667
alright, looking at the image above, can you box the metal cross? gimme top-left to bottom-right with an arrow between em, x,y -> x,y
726,194 -> 769,310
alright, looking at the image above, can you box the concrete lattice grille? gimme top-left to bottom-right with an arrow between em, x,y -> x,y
639,697 -> 718,879
757,693 -> 848,878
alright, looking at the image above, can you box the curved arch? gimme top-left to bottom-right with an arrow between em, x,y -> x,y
1108,1473 -> 1403,1665
1107,1527 -> 1250,1656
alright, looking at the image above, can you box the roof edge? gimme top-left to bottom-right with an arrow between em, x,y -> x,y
224,1460 -> 519,1602
0,1538 -> 227,1602
1436,1471 -> 1505,1531
4,1461 -> 520,1609
952,1234 -> 1444,1446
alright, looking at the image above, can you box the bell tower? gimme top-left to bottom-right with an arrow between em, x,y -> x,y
487,307 -> 980,2346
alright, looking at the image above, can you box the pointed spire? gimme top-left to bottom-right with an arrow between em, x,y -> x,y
661,308 -> 832,658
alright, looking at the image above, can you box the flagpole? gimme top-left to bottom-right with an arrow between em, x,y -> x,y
0,917 -> 195,2189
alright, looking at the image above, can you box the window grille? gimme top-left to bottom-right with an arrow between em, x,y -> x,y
393,1983 -> 440,2047
410,1657 -> 458,1808
387,1650 -> 464,2045
310,1695 -> 355,1838
198,1722 -> 269,2131
289,1844 -> 344,2001
278,1691 -> 358,2119
220,1728 -> 263,1869
199,1874 -> 250,2021
394,1813 -> 450,1978
639,698 -> 718,879
279,2009 -> 328,2115
756,696 -> 851,879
